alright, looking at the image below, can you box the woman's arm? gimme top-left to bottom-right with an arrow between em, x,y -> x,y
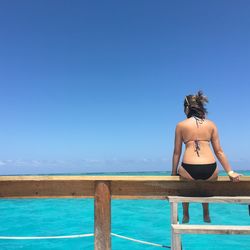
172,124 -> 182,175
211,123 -> 241,181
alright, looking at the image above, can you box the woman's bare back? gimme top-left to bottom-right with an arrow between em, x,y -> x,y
180,117 -> 216,164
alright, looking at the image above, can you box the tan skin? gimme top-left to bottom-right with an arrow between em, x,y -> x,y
172,108 -> 241,223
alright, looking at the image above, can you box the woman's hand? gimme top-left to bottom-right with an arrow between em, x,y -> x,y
228,171 -> 242,182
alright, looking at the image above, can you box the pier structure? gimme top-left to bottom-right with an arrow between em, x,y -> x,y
0,175 -> 250,249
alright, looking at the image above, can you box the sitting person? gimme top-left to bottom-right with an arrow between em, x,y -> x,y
171,90 -> 241,223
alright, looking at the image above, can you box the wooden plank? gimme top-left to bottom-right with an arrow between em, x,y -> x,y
173,234 -> 181,250
0,176 -> 249,198
111,180 -> 250,197
94,181 -> 111,250
0,180 -> 94,198
172,225 -> 250,235
0,176 -> 180,181
168,196 -> 250,204
112,195 -> 167,200
170,202 -> 178,224
0,175 -> 249,181
170,202 -> 179,250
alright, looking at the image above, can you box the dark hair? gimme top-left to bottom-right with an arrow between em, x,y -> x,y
184,90 -> 208,119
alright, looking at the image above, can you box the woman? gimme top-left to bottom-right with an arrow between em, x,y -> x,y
171,91 -> 241,223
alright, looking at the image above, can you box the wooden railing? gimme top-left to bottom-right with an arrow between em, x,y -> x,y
0,175 -> 250,249
169,196 -> 250,250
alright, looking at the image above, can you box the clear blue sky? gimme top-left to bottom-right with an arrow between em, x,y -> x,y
0,0 -> 249,174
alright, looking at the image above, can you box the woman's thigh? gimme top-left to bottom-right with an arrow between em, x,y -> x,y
206,167 -> 219,181
178,165 -> 194,180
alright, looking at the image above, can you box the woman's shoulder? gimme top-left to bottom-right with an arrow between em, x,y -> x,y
204,118 -> 216,127
176,119 -> 188,127
176,118 -> 217,128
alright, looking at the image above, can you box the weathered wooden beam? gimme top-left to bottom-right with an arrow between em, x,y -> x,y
172,224 -> 250,235
94,181 -> 111,250
1,176 -> 249,181
0,176 -> 249,198
168,196 -> 250,203
0,180 -> 94,198
170,202 -> 181,250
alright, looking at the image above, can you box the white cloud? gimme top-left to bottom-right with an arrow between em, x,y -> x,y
0,161 -> 6,166
0,157 -> 173,174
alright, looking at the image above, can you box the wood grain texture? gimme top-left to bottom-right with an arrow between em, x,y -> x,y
167,196 -> 250,203
0,176 -> 249,181
172,225 -> 250,235
94,181 -> 111,250
0,176 -> 249,198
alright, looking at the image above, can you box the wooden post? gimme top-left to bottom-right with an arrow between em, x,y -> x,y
170,202 -> 181,250
94,181 -> 111,250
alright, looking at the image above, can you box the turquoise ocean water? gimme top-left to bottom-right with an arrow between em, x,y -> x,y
0,171 -> 249,250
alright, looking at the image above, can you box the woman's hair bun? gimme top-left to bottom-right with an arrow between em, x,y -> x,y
195,90 -> 208,106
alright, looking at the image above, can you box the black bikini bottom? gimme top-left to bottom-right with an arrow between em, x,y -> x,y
181,162 -> 217,180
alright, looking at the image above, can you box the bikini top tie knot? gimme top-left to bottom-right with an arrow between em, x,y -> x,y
193,116 -> 205,157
